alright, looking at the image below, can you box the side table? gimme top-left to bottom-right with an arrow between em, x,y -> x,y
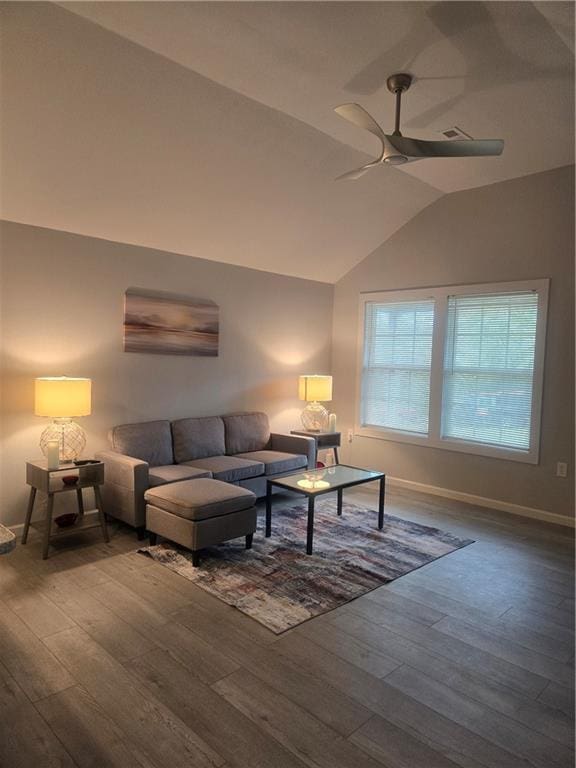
22,460 -> 109,559
291,430 -> 341,465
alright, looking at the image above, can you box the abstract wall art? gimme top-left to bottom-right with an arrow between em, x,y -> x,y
124,288 -> 219,356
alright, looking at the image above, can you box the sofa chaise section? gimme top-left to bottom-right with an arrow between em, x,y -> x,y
96,412 -> 315,531
97,419 -> 212,530
145,478 -> 257,566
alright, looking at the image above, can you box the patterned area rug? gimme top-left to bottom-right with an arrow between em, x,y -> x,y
139,499 -> 473,633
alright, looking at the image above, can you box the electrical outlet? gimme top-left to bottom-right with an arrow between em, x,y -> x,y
347,429 -> 354,443
556,462 -> 568,478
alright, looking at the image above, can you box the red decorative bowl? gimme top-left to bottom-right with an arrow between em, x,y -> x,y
54,513 -> 79,528
62,475 -> 79,486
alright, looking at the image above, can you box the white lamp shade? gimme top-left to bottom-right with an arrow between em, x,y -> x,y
298,375 -> 332,402
35,377 -> 92,417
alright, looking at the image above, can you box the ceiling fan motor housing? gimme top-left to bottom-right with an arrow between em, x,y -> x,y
384,154 -> 408,165
386,73 -> 413,94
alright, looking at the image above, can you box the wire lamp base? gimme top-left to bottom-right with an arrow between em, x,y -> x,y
300,401 -> 329,432
40,419 -> 86,462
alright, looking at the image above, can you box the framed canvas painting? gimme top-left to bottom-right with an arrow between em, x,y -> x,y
124,288 -> 219,356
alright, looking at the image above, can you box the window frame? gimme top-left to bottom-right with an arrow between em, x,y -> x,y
355,279 -> 549,464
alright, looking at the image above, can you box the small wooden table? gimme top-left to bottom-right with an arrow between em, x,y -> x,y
290,430 -> 341,464
23,460 -> 109,559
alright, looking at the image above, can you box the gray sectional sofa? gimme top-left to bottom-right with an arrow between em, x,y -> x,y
96,411 -> 316,532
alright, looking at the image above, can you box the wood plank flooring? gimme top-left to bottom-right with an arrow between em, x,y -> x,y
0,486 -> 573,768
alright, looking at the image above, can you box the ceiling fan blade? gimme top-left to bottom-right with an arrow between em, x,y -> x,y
334,103 -> 387,143
335,159 -> 381,181
334,85 -> 503,179
387,135 -> 504,158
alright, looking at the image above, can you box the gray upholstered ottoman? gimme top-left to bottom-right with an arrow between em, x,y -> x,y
144,478 -> 257,566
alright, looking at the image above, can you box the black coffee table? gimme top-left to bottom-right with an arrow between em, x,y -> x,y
265,464 -> 385,554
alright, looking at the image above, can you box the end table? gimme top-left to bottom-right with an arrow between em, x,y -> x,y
291,430 -> 341,465
22,460 -> 109,559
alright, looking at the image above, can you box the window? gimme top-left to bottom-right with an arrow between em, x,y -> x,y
362,299 -> 434,435
357,280 -> 549,463
442,292 -> 539,450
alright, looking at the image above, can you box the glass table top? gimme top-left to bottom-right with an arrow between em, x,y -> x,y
270,464 -> 384,494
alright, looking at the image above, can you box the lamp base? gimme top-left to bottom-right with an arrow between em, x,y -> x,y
301,402 -> 329,432
40,419 -> 86,462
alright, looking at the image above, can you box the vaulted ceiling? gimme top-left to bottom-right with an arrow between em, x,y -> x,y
1,2 -> 573,282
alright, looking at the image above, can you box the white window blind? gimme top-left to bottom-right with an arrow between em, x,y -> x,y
441,291 -> 539,450
361,299 -> 435,434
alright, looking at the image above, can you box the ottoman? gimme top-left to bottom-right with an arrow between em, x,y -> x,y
145,478 -> 257,566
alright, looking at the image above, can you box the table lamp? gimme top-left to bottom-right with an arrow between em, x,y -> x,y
34,377 -> 92,462
298,374 -> 332,431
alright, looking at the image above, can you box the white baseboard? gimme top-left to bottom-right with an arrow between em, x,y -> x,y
363,476 -> 574,528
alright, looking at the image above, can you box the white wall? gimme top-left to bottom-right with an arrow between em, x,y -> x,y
0,222 -> 333,527
0,1 -> 440,283
332,166 -> 575,520
1,168 -> 573,529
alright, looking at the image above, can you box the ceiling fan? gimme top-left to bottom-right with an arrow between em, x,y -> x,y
334,73 -> 504,181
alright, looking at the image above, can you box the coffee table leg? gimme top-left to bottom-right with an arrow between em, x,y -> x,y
307,496 -> 315,555
22,487 -> 36,544
378,476 -> 386,529
265,481 -> 272,537
337,488 -> 343,516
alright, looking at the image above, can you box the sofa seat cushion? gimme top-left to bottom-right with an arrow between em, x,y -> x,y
148,465 -> 212,488
234,450 -> 307,476
145,478 -> 256,521
182,455 -> 264,483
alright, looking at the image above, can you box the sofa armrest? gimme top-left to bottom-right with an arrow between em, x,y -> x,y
96,450 -> 149,488
269,433 -> 316,469
95,450 -> 149,528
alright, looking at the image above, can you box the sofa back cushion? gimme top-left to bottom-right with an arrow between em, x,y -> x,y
109,420 -> 173,467
223,412 -> 270,455
171,416 -> 226,463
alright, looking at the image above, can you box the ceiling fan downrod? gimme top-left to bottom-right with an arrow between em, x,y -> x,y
386,73 -> 412,137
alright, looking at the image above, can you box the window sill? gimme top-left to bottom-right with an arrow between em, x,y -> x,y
355,425 -> 539,465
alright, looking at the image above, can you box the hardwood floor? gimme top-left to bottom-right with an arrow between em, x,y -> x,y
0,487 -> 573,768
